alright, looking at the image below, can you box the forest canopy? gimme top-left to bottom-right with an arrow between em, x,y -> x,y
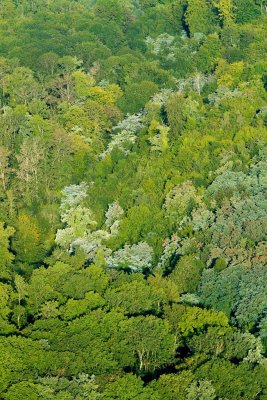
0,0 -> 266,399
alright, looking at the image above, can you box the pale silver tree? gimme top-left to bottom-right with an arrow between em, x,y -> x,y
145,33 -> 176,59
56,206 -> 97,249
71,231 -> 112,261
151,89 -> 174,107
100,130 -> 137,158
113,113 -> 144,133
60,182 -> 88,211
100,113 -> 144,158
105,201 -> 124,236
208,87 -> 242,106
177,73 -> 215,95
106,242 -> 154,271
56,184 -> 119,262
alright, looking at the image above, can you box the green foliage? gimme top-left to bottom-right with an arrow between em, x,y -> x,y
194,359 -> 267,399
149,371 -> 195,400
185,0 -> 217,36
103,374 -> 158,400
188,326 -> 264,362
118,81 -> 159,114
115,315 -> 175,372
186,380 -> 216,400
170,256 -> 204,293
198,264 -> 267,330
233,0 -> 260,23
177,306 -> 229,337
0,1 -> 266,398
104,276 -> 161,314
194,33 -> 222,72
0,222 -> 15,279
12,214 -> 45,264
4,374 -> 103,400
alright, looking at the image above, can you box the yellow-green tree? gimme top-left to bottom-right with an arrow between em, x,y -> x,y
12,214 -> 43,264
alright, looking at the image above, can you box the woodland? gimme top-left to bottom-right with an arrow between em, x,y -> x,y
0,0 -> 267,398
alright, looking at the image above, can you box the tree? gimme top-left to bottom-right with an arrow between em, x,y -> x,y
103,374 -> 158,400
0,282 -> 14,334
177,306 -> 229,337
106,242 -> 154,272
148,119 -> 169,152
149,371 -> 195,400
194,359 -> 267,399
118,81 -> 158,114
13,274 -> 28,329
59,265 -> 110,299
0,336 -> 66,395
74,40 -> 112,71
61,292 -> 105,320
0,222 -> 15,279
5,67 -> 44,106
188,326 -> 264,362
48,74 -> 75,104
3,381 -> 49,400
16,137 -> 44,201
37,52 -> 59,77
186,380 -> 216,400
164,180 -> 200,221
104,277 -> 162,315
100,113 -> 144,158
101,130 -> 137,158
214,0 -> 235,26
105,202 -> 124,235
94,0 -> 134,29
233,0 -> 260,22
0,145 -> 10,192
170,255 -> 204,294
194,33 -> 222,72
115,315 -> 175,372
215,59 -> 244,88
55,182 -> 108,259
0,0 -> 16,18
185,0 -> 217,36
58,56 -> 82,74
198,264 -> 267,330
12,214 -> 43,264
26,262 -> 72,316
72,70 -> 95,98
60,182 -> 89,211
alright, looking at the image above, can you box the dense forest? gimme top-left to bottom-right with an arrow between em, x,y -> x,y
0,0 -> 266,398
